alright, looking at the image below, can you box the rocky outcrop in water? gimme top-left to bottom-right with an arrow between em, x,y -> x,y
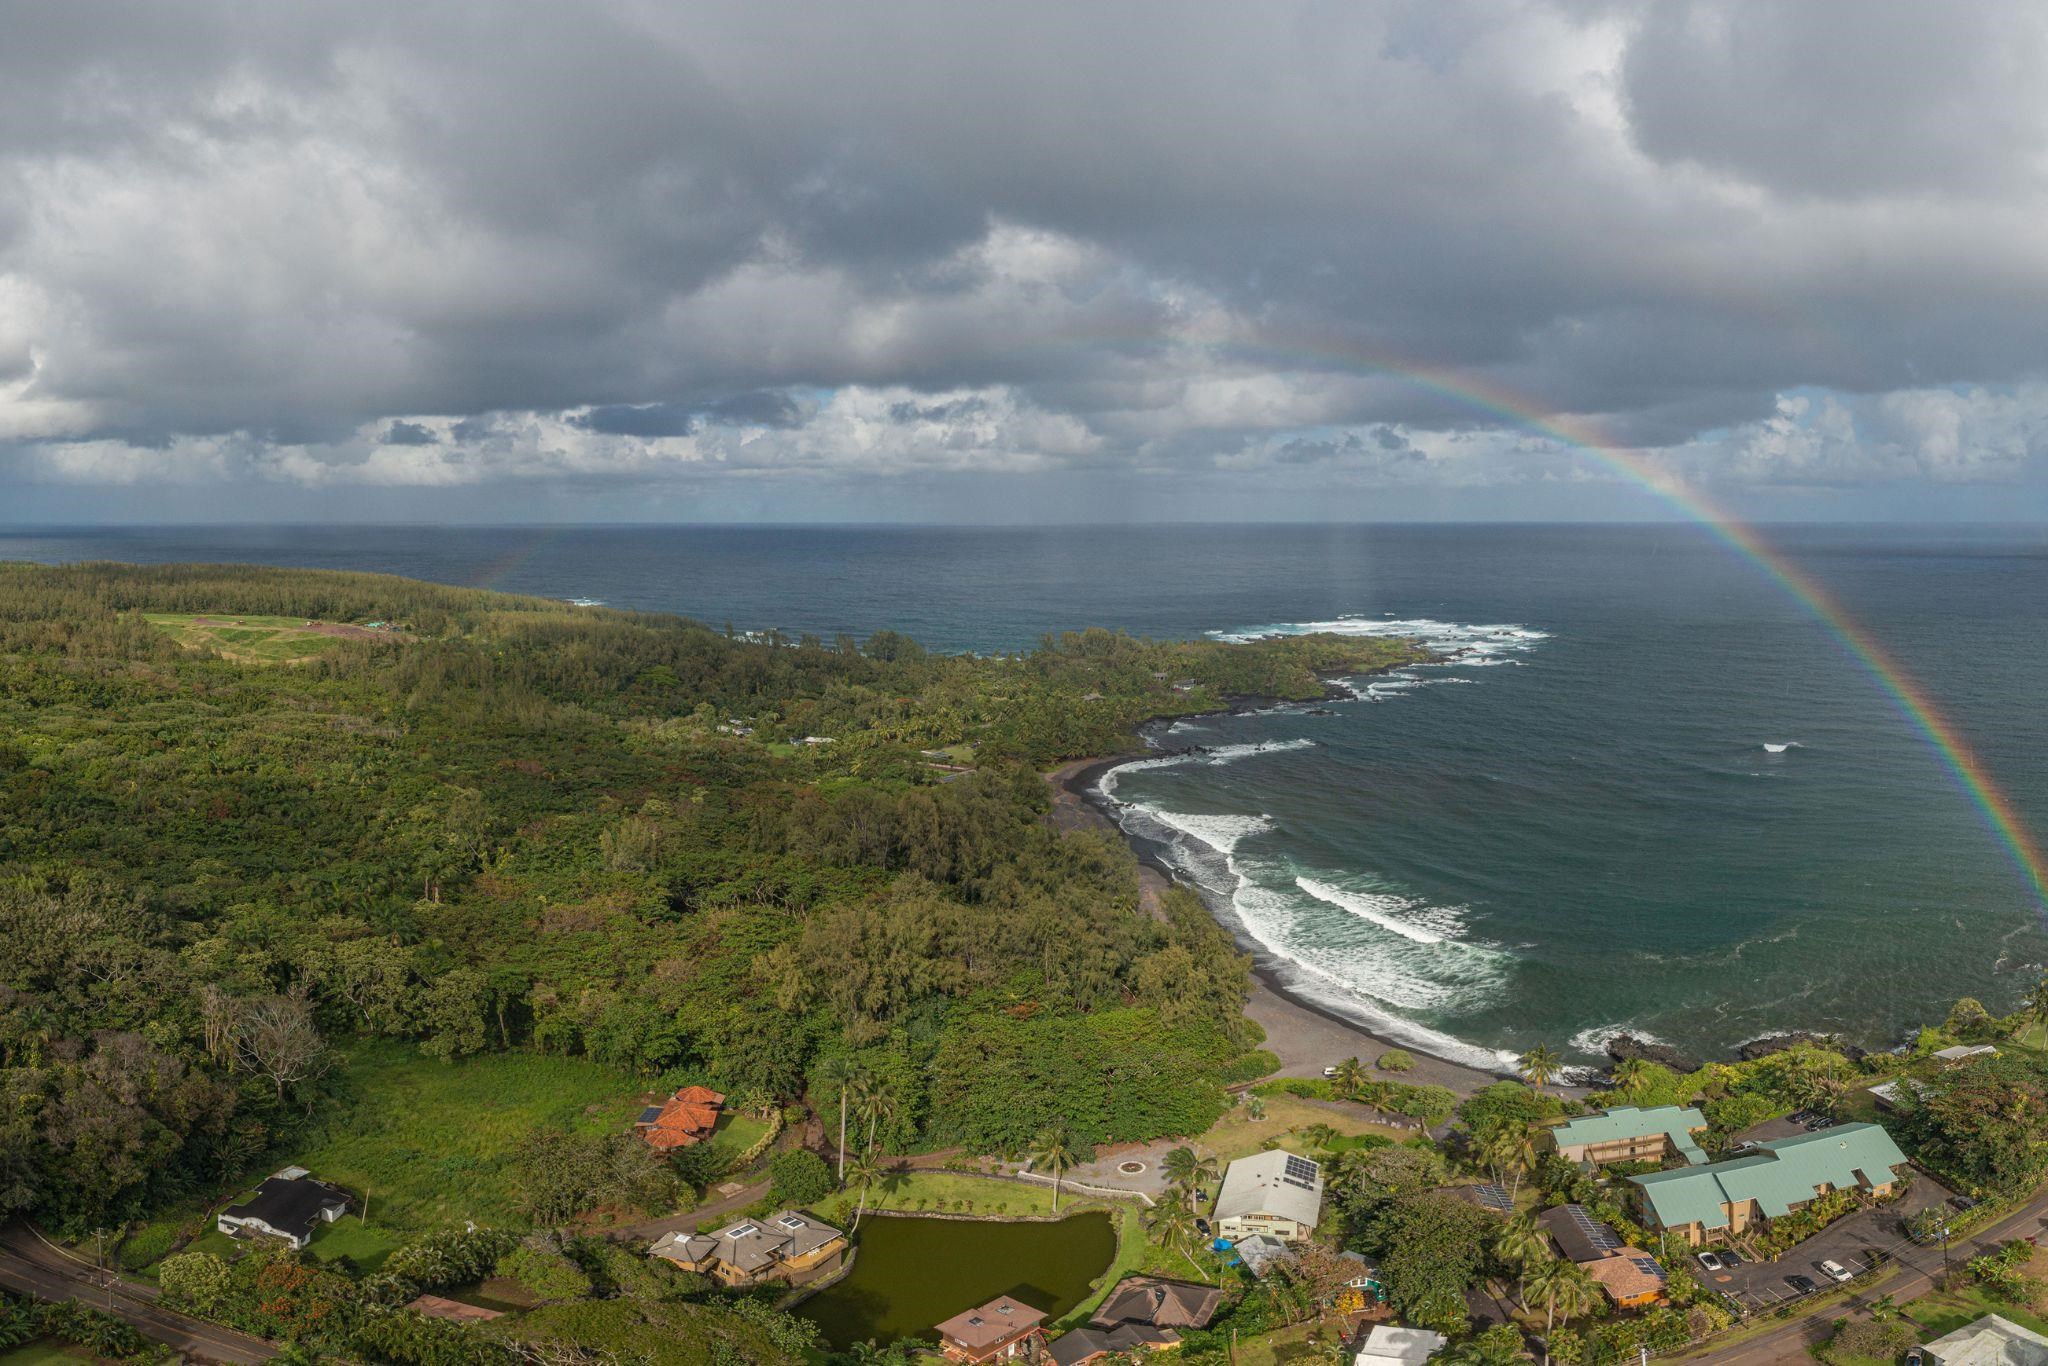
1604,1033 -> 1698,1073
1737,1031 -> 1867,1063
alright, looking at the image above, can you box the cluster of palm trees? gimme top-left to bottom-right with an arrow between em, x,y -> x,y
823,1060 -> 904,1230
1140,1145 -> 1220,1276
1492,1215 -> 1603,1340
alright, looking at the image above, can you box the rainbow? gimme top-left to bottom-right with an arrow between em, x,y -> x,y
1212,333 -> 2048,911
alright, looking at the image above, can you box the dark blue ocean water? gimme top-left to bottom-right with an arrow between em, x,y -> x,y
7,523 -> 2046,1064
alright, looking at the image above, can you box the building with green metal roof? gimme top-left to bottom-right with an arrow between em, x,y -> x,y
1628,1122 -> 1908,1246
1547,1105 -> 1711,1168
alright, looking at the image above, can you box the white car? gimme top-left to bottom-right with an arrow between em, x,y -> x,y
1696,1252 -> 1724,1272
1819,1259 -> 1853,1283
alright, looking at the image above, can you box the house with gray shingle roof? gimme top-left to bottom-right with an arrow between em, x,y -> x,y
1214,1151 -> 1324,1243
1629,1123 -> 1907,1245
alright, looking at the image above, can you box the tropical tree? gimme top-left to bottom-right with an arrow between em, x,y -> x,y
1160,1146 -> 1217,1211
1144,1198 -> 1206,1278
1526,1256 -> 1601,1337
1492,1216 -> 1551,1308
1245,1094 -> 1266,1121
1444,1325 -> 1530,1365
1031,1123 -> 1078,1212
1518,1044 -> 1562,1096
2028,974 -> 2048,1029
1609,1057 -> 1652,1101
1299,1122 -> 1341,1153
1331,1057 -> 1367,1096
844,1150 -> 884,1230
819,1056 -> 864,1179
856,1084 -> 897,1157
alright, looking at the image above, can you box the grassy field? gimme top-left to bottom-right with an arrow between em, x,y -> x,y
1906,1281 -> 2048,1339
143,612 -> 395,662
0,1344 -> 96,1366
817,1170 -> 1097,1222
1198,1094 -> 1406,1163
111,1042 -> 645,1274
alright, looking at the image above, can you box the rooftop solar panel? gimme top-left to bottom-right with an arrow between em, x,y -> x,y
1471,1183 -> 1513,1212
637,1106 -> 664,1123
1630,1257 -> 1664,1277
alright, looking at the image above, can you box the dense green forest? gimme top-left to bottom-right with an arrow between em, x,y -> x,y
0,561 -> 1428,1236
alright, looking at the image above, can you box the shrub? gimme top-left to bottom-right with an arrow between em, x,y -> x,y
497,1241 -> 595,1303
159,1251 -> 234,1316
767,1149 -> 835,1207
1824,1317 -> 1914,1363
1376,1050 -> 1415,1073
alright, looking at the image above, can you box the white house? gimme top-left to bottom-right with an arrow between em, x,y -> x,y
1912,1314 -> 2048,1365
1354,1325 -> 1447,1366
1214,1151 -> 1324,1243
216,1168 -> 352,1250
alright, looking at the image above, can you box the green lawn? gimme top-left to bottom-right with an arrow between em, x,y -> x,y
819,1170 -> 1099,1222
1198,1094 -> 1404,1162
110,1041 -> 644,1275
143,612 -> 384,662
1907,1282 -> 2048,1340
0,1343 -> 96,1366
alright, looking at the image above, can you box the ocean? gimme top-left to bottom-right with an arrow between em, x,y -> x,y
8,522 -> 2047,1067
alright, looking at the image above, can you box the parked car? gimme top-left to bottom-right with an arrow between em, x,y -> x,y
1807,1117 -> 1837,1130
1952,1195 -> 1980,1211
1786,1274 -> 1819,1293
1697,1252 -> 1724,1272
1719,1249 -> 1744,1267
1819,1259 -> 1854,1283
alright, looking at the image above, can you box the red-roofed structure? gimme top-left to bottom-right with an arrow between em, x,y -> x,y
636,1085 -> 726,1150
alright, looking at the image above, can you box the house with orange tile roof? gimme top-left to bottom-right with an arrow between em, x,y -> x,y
634,1085 -> 725,1150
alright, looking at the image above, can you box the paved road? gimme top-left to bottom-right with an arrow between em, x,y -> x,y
1691,1185 -> 2048,1364
0,1224 -> 275,1364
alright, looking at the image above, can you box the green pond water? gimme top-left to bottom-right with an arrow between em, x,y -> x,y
797,1212 -> 1118,1349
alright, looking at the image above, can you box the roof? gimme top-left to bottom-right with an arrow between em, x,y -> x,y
406,1294 -> 505,1323
1580,1250 -> 1668,1303
1214,1150 -> 1324,1228
1630,1122 -> 1907,1232
647,1210 -> 842,1275
1922,1313 -> 2048,1365
1538,1204 -> 1624,1264
934,1297 -> 1048,1352
1549,1105 -> 1710,1165
1354,1325 -> 1447,1366
220,1175 -> 349,1239
1233,1234 -> 1296,1276
1090,1276 -> 1222,1331
637,1086 -> 725,1150
1935,1045 -> 2000,1062
1048,1324 -> 1178,1366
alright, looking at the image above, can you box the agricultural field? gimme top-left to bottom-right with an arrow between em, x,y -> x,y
143,612 -> 401,661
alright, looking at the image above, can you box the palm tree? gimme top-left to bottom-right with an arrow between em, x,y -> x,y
1331,1056 -> 1366,1096
857,1084 -> 897,1157
1518,1044 -> 1562,1095
845,1150 -> 884,1230
1244,1094 -> 1266,1121
1160,1146 -> 1217,1211
1299,1122 -> 1341,1153
1144,1198 -> 1206,1278
819,1056 -> 864,1180
1609,1057 -> 1652,1100
1031,1124 -> 1078,1211
1492,1216 -> 1551,1310
1526,1257 -> 1600,1338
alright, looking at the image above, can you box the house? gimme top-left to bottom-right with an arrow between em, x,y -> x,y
1231,1233 -> 1296,1277
635,1085 -> 725,1150
1047,1324 -> 1176,1366
934,1296 -> 1049,1363
406,1295 -> 504,1323
1629,1123 -> 1908,1245
1933,1045 -> 2000,1069
647,1209 -> 846,1286
1538,1204 -> 1625,1264
216,1168 -> 352,1250
1213,1151 -> 1324,1243
1912,1313 -> 2048,1365
1088,1276 -> 1222,1332
1546,1105 -> 1710,1167
1579,1251 -> 1669,1310
1869,1078 -> 1933,1111
1353,1325 -> 1446,1365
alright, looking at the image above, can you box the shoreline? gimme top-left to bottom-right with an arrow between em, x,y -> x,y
1048,751 -> 1515,1098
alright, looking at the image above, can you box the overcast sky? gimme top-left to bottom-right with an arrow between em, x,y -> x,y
5,0 -> 2048,523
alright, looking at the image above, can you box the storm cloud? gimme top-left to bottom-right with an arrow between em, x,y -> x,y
5,0 -> 2048,519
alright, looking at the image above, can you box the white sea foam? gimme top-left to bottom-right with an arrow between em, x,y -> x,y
1295,876 -> 1462,945
1568,1023 -> 1670,1057
1097,738 -> 1314,799
1763,741 -> 1802,753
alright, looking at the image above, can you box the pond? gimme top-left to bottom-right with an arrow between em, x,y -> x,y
796,1212 -> 1119,1349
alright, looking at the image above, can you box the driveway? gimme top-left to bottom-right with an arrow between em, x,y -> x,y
1695,1171 -> 1953,1315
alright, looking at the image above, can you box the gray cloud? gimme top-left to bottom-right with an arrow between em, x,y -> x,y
4,0 -> 2048,516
